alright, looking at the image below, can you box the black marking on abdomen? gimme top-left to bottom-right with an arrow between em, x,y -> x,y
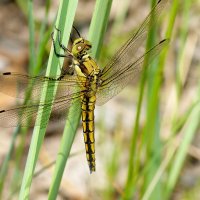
85,141 -> 95,152
3,72 -> 11,75
0,110 -> 5,113
82,119 -> 94,122
84,136 -> 95,144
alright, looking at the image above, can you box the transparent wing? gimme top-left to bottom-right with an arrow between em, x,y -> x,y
0,72 -> 88,128
0,91 -> 83,128
0,72 -> 88,102
96,0 -> 168,105
100,0 -> 168,81
96,39 -> 169,105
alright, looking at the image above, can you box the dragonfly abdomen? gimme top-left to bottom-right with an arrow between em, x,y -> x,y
81,95 -> 96,173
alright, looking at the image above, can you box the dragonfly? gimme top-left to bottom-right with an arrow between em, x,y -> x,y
0,0 -> 169,173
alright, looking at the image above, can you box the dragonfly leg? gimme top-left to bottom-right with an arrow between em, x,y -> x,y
43,64 -> 74,81
54,27 -> 69,52
56,27 -> 74,47
51,27 -> 72,58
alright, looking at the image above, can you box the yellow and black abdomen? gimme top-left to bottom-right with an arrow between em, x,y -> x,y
74,54 -> 99,173
81,95 -> 96,173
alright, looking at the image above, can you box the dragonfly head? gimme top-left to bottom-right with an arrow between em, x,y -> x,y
72,38 -> 92,58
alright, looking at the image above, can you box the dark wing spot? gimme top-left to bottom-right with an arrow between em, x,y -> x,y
3,72 -> 11,75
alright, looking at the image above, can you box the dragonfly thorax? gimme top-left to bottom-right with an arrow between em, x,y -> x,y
73,54 -> 100,96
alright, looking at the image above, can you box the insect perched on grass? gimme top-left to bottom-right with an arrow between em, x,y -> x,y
0,0 -> 169,173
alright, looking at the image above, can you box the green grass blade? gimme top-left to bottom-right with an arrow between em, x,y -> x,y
165,99 -> 200,198
0,127 -> 20,198
35,0 -> 52,74
141,2 -> 164,198
124,0 -> 167,198
175,0 -> 192,97
48,102 -> 80,200
140,1 -> 177,199
140,0 -> 178,199
16,0 -> 28,15
18,0 -> 75,198
47,2 -> 79,199
27,0 -> 36,74
88,0 -> 113,59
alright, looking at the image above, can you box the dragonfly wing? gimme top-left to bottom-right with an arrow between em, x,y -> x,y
0,91 -> 83,128
100,0 -> 168,81
96,39 -> 169,105
0,72 -> 87,102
